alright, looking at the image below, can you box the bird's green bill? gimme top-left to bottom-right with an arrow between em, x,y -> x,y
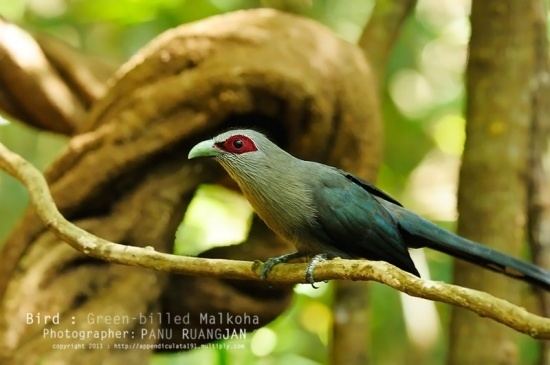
188,139 -> 220,159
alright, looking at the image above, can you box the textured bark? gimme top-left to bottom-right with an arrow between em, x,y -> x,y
449,1 -> 541,364
0,9 -> 381,364
526,1 -> 550,364
36,34 -> 112,108
0,20 -> 111,134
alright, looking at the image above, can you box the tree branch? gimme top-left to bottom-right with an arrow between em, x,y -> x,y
358,0 -> 417,82
0,139 -> 548,339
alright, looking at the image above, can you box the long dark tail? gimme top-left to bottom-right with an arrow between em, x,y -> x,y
395,209 -> 550,291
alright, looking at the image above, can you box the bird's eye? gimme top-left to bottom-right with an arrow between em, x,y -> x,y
220,134 -> 257,154
233,139 -> 243,149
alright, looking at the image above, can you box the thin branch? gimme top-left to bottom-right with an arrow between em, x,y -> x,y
0,140 -> 549,339
358,0 -> 418,82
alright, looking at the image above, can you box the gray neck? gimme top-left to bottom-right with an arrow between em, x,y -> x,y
219,152 -> 316,240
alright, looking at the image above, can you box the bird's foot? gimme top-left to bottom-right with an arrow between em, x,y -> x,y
260,252 -> 303,280
305,253 -> 329,288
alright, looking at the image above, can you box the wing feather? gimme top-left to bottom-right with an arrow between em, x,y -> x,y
311,172 -> 419,276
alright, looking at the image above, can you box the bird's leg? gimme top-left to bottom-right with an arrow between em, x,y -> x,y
305,253 -> 329,288
260,251 -> 305,280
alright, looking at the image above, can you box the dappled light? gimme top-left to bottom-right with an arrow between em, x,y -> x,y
401,250 -> 440,351
405,151 -> 460,221
175,185 -> 253,256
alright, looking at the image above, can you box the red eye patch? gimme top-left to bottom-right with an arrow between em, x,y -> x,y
215,135 -> 257,154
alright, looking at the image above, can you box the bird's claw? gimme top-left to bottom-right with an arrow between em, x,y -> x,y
259,252 -> 329,287
305,253 -> 329,288
260,258 -> 279,280
260,252 -> 302,280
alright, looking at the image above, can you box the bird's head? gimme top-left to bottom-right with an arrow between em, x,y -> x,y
188,129 -> 287,178
189,129 -> 310,227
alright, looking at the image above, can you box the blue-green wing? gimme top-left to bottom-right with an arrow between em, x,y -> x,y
311,172 -> 419,276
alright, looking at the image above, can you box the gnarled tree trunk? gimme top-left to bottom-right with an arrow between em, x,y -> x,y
0,9 -> 381,364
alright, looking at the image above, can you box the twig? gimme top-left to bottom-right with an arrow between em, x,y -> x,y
358,0 -> 417,82
0,141 -> 549,339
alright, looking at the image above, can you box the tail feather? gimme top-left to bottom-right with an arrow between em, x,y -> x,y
395,210 -> 550,291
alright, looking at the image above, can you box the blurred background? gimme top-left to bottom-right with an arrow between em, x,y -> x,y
0,0 -> 541,364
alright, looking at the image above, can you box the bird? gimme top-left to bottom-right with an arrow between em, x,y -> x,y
188,129 -> 550,290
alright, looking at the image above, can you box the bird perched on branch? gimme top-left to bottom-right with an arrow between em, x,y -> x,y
188,129 -> 550,290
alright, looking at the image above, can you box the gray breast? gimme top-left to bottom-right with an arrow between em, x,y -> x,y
241,174 -> 315,244
226,163 -> 316,245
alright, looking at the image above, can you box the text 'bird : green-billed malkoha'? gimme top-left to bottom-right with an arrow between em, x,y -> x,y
188,129 -> 550,290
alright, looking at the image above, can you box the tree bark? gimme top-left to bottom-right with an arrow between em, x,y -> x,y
449,1 -> 542,364
0,20 -> 111,134
0,9 -> 381,364
526,1 -> 550,364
